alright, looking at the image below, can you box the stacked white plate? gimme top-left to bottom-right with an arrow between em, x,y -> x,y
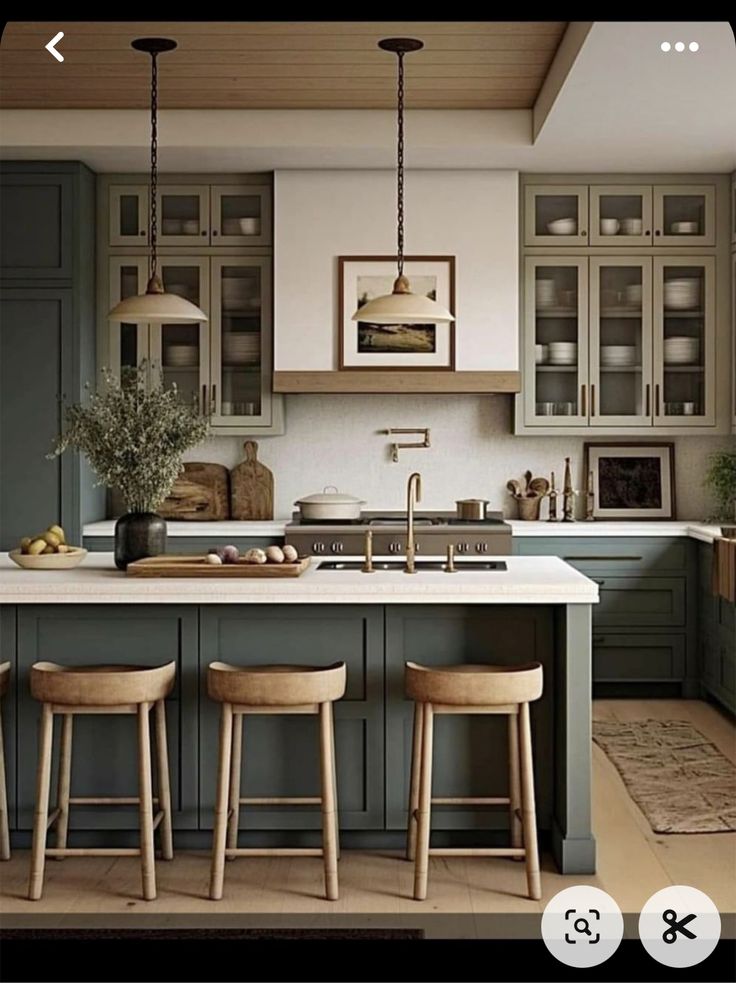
535,279 -> 557,308
663,336 -> 699,365
663,278 -> 700,310
165,344 -> 199,368
222,333 -> 260,365
600,345 -> 637,367
547,341 -> 577,365
222,277 -> 259,312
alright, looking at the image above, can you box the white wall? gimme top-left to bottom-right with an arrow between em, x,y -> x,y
274,169 -> 519,372
187,395 -> 726,521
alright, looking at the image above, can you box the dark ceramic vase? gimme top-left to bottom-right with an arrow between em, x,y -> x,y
114,512 -> 167,570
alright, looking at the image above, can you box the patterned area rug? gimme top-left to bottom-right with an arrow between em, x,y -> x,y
593,719 -> 736,834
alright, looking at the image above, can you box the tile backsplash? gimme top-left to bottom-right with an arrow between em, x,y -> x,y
184,395 -> 729,520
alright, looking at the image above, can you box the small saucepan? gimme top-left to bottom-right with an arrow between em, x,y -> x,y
456,499 -> 490,521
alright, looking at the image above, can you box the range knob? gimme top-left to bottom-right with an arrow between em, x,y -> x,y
312,542 -> 326,554
476,542 -> 489,553
457,542 -> 469,554
331,542 -> 344,554
389,541 -> 401,554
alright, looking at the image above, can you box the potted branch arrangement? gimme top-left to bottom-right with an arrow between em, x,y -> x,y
51,364 -> 209,569
703,447 -> 736,536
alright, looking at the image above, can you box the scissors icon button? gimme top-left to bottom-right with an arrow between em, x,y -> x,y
662,909 -> 697,944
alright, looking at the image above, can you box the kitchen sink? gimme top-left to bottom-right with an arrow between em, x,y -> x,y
317,560 -> 508,572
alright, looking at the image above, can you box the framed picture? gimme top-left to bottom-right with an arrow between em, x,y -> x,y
584,442 -> 676,520
338,255 -> 455,370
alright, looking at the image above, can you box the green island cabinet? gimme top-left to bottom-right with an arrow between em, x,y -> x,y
698,542 -> 736,714
0,162 -> 104,550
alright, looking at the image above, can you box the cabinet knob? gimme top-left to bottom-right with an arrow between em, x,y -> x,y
212,230 -> 218,236
645,230 -> 651,235
655,230 -> 661,236
202,230 -> 208,236
580,230 -> 587,236
139,230 -> 146,236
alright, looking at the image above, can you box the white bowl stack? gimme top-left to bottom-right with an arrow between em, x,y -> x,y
547,341 -> 578,365
663,336 -> 700,365
546,217 -> 577,236
165,343 -> 199,368
535,279 -> 557,309
663,278 -> 700,310
222,333 -> 261,365
600,345 -> 637,367
624,283 -> 643,306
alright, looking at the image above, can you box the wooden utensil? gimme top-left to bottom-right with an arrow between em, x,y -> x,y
159,463 -> 230,521
230,441 -> 274,520
529,477 -> 550,497
127,555 -> 310,578
506,479 -> 522,497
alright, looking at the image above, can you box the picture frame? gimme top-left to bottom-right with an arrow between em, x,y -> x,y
338,255 -> 455,371
583,442 -> 676,520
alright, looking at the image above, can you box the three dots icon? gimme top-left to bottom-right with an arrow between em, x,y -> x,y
661,41 -> 699,52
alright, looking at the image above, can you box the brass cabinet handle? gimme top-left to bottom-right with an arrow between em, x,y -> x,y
211,383 -> 217,415
202,384 -> 208,415
580,384 -> 586,417
655,383 -> 661,416
645,383 -> 651,417
591,383 -> 596,417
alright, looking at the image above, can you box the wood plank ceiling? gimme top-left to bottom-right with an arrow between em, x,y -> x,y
0,21 -> 566,109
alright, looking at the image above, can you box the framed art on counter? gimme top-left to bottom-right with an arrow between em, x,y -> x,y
338,255 -> 455,370
584,442 -> 676,519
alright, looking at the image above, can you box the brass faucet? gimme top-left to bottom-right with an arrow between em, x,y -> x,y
405,472 -> 422,574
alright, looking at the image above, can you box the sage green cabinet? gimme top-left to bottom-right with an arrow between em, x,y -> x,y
698,542 -> 736,714
15,606 -> 199,830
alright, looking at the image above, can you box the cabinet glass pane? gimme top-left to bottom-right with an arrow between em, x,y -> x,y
218,265 -> 262,418
534,195 -> 580,238
218,194 -> 262,239
597,266 -> 644,417
597,195 -> 644,238
119,195 -> 142,238
534,266 -> 581,416
161,195 -> 201,237
159,265 -> 203,408
661,265 -> 705,416
118,265 -> 143,370
661,194 -> 706,238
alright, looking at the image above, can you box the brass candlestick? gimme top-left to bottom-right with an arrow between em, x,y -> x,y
562,456 -> 579,523
547,471 -> 559,522
584,469 -> 595,521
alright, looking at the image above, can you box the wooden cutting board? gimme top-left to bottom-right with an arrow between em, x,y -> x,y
230,441 -> 274,520
159,463 -> 230,521
127,555 -> 310,577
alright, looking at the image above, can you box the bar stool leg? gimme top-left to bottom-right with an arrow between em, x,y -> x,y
319,701 -> 339,901
54,714 -> 73,860
0,704 -> 10,861
210,702 -> 233,901
406,700 -> 424,861
518,702 -> 541,901
137,701 -> 157,901
328,706 -> 340,862
226,712 -> 243,860
413,701 -> 434,901
28,703 -> 54,900
154,699 -> 174,862
507,711 -> 522,856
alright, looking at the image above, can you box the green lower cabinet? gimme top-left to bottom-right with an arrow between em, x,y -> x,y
698,542 -> 736,713
593,633 -> 685,682
15,605 -> 199,830
593,577 -> 686,628
384,605 -> 554,832
198,605 -> 384,830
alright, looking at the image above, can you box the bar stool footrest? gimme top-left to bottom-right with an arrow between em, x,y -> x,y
428,847 -> 526,857
239,797 -> 322,806
226,848 -> 323,858
430,796 -> 510,806
44,847 -> 141,857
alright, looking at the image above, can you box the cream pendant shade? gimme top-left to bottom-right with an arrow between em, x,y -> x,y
352,290 -> 453,325
109,290 -> 207,324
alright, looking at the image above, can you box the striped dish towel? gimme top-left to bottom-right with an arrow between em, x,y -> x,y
712,536 -> 736,604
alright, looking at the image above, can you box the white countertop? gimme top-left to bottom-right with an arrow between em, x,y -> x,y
83,519 -> 722,543
0,553 -> 598,606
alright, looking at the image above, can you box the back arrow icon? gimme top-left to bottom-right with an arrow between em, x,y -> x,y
45,32 -> 64,63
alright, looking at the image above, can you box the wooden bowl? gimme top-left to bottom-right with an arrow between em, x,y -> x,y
9,547 -> 87,570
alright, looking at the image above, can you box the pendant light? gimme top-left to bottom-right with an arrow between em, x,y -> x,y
109,38 -> 207,324
352,38 -> 454,326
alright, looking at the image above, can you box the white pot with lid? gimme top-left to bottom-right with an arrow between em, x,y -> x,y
295,486 -> 366,521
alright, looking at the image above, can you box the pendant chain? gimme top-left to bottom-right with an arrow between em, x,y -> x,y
149,51 -> 159,280
396,50 -> 405,278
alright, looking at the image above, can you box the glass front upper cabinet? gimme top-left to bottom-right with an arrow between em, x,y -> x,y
210,257 -> 273,428
523,185 -> 589,246
149,258 -> 210,413
155,185 -> 210,245
589,185 -> 653,246
653,186 -> 716,246
524,257 -> 589,426
108,257 -> 150,378
210,185 -> 272,247
589,258 -> 652,426
653,257 -> 715,426
109,185 -> 149,246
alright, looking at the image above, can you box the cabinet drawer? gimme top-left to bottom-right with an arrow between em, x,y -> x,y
515,536 -> 688,573
593,633 -> 685,681
592,577 -> 685,627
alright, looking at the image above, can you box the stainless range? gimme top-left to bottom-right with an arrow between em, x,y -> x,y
284,511 -> 512,557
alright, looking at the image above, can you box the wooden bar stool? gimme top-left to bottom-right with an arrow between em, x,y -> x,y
0,661 -> 10,861
28,661 -> 176,901
405,660 -> 543,902
208,661 -> 346,901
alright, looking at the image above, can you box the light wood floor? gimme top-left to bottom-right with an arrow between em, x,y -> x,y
1,700 -> 734,930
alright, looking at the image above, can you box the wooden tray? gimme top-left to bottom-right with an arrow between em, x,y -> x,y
127,555 -> 311,578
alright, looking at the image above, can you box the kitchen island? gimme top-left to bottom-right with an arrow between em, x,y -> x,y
0,553 -> 598,873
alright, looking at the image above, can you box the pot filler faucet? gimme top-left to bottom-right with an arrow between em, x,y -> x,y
405,472 -> 422,574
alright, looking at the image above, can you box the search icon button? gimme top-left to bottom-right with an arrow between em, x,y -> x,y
574,917 -> 592,936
